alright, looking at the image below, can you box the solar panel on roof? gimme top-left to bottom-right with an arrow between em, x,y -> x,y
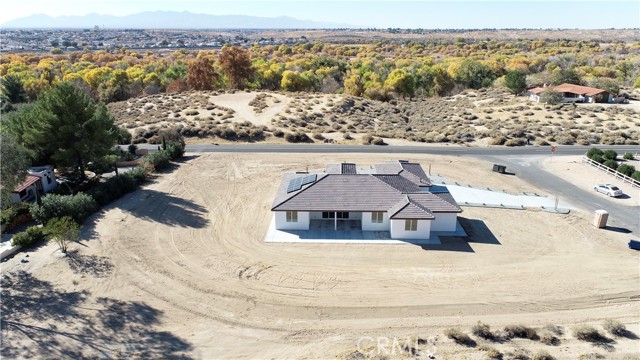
301,174 -> 317,185
286,177 -> 304,193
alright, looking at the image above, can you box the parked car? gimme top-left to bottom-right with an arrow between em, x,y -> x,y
629,240 -> 640,251
593,184 -> 623,197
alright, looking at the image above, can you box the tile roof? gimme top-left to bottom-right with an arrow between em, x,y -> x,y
374,160 -> 432,186
14,175 -> 40,193
553,83 -> 607,96
272,161 -> 461,216
388,196 -> 435,219
326,163 -> 357,174
529,87 -> 545,95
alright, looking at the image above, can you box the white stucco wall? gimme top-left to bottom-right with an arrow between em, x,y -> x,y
430,213 -> 458,232
274,211 -> 310,230
29,166 -> 57,193
390,219 -> 431,240
362,212 -> 390,231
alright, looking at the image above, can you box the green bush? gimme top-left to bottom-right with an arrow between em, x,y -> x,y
128,166 -> 149,184
617,164 -> 636,177
12,226 -> 46,247
165,143 -> 185,160
1,202 -> 30,226
591,154 -> 605,164
632,171 -> 640,182
603,149 -> 618,160
587,147 -> 603,159
87,173 -> 139,206
284,132 -> 311,143
623,152 -> 635,160
30,193 -> 98,224
128,144 -> 138,154
603,159 -> 618,170
372,137 -> 386,145
144,150 -> 171,170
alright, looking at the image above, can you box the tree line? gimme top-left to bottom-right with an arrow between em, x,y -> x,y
1,39 -> 638,108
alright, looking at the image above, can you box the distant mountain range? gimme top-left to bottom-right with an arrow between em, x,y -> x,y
2,11 -> 353,29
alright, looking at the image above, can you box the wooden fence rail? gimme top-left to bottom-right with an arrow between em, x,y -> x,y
582,156 -> 640,189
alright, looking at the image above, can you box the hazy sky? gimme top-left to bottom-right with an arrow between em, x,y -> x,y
2,0 -> 639,28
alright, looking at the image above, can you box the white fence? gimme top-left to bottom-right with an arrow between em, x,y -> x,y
582,156 -> 640,189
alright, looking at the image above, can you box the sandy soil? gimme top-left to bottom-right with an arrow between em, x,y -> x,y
542,155 -> 640,207
209,92 -> 291,126
2,154 -> 639,359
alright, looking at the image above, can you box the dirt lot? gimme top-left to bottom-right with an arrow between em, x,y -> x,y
2,154 -> 639,359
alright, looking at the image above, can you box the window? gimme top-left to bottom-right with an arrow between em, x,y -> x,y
322,212 -> 349,219
371,212 -> 384,223
405,219 -> 417,231
286,211 -> 298,222
46,175 -> 52,184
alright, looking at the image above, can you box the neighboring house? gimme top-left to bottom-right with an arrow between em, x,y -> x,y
528,83 -> 612,103
10,175 -> 41,203
271,160 -> 462,240
9,165 -> 58,204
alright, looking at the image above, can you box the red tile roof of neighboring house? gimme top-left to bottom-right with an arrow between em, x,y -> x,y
14,175 -> 40,193
529,87 -> 546,95
553,83 -> 607,96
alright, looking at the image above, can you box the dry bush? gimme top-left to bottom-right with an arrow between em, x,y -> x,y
503,324 -> 537,340
602,319 -> 627,337
505,349 -> 530,360
489,136 -> 507,145
531,350 -> 555,360
444,328 -> 475,346
573,325 -> 607,343
472,321 -> 494,340
505,138 -> 526,147
577,353 -> 605,360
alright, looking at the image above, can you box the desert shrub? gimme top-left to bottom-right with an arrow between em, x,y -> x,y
86,173 -> 140,206
362,134 -> 374,145
531,350 -> 555,360
12,226 -> 46,247
587,147 -> 603,159
443,328 -> 475,346
539,332 -> 559,346
544,324 -> 563,335
617,164 -> 636,177
632,171 -> 640,181
623,152 -> 635,160
503,324 -> 537,340
30,193 -> 98,224
505,138 -> 526,147
273,129 -> 284,137
489,135 -> 507,145
573,325 -> 605,342
590,154 -> 605,164
127,144 -> 138,154
472,321 -> 494,340
372,137 -> 386,145
165,143 -> 185,160
506,349 -> 530,360
602,319 -> 626,337
144,150 -> 171,170
603,159 -> 618,170
540,90 -> 563,104
485,348 -> 503,360
128,166 -> 149,184
284,132 -> 311,143
603,149 -> 618,160
312,132 -> 325,140
1,202 -> 30,226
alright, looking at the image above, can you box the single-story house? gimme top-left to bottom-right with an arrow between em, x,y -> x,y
9,165 -> 58,204
271,160 -> 462,240
528,83 -> 612,103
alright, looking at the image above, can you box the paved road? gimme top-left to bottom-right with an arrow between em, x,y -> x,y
130,143 -> 639,233
476,154 -> 639,235
133,143 -> 640,156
